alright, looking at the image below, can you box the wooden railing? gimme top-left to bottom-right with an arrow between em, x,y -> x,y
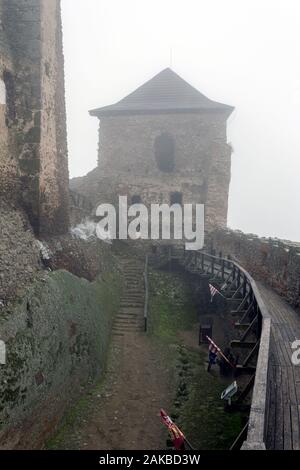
143,254 -> 149,332
172,248 -> 272,450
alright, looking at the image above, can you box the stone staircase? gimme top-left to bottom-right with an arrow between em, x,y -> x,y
113,256 -> 145,337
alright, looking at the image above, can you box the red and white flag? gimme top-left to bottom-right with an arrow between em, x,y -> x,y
207,335 -> 222,355
209,283 -> 226,302
206,336 -> 235,369
160,409 -> 185,450
209,284 -> 219,301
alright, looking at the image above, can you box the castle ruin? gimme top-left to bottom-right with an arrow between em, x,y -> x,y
0,0 -> 69,236
89,68 -> 234,232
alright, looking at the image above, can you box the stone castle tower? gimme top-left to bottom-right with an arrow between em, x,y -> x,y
0,0 -> 69,236
89,68 -> 234,232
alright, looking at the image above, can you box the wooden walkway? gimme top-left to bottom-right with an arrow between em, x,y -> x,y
158,247 -> 300,449
256,282 -> 300,450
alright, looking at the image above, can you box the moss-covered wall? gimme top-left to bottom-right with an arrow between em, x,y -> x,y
0,267 -> 121,449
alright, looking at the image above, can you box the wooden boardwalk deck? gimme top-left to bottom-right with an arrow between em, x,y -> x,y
256,282 -> 300,450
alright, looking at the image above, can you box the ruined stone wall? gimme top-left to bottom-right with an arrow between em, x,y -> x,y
0,202 -> 41,302
210,229 -> 300,308
69,190 -> 93,226
39,0 -> 69,236
0,266 -> 122,449
95,112 -> 231,231
0,1 -> 18,200
0,0 -> 69,236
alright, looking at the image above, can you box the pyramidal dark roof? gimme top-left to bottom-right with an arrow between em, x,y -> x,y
89,68 -> 234,117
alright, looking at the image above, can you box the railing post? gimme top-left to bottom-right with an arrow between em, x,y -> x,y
237,269 -> 241,290
243,274 -> 247,298
221,259 -> 225,281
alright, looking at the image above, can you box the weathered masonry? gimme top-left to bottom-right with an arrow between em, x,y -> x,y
0,0 -> 69,236
89,68 -> 234,232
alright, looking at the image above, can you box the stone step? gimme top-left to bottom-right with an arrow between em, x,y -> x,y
122,291 -> 144,296
122,290 -> 144,295
122,266 -> 143,270
114,325 -> 141,330
119,305 -> 143,311
118,310 -> 143,317
123,286 -> 143,290
114,324 -> 141,331
123,295 -> 143,299
116,311 -> 138,317
120,301 -> 144,307
114,317 -> 139,324
114,323 -> 141,330
121,294 -> 145,302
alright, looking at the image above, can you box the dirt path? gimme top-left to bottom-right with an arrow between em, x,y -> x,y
48,330 -> 172,450
82,333 -> 171,450
47,265 -> 245,451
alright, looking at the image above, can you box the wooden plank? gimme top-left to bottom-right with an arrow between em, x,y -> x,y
236,374 -> 255,404
235,365 -> 256,375
287,367 -> 300,449
294,367 -> 300,404
274,366 -> 284,450
281,367 -> 292,449
189,252 -> 300,450
243,340 -> 260,366
240,314 -> 258,342
266,365 -> 276,449
290,405 -> 300,450
239,300 -> 255,323
234,322 -> 251,330
231,340 -> 257,349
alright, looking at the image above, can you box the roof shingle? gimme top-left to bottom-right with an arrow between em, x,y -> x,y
89,68 -> 234,117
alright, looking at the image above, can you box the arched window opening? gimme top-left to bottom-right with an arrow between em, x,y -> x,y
170,192 -> 183,206
131,195 -> 142,205
154,133 -> 175,172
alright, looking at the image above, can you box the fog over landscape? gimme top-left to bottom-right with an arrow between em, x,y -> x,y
62,0 -> 300,241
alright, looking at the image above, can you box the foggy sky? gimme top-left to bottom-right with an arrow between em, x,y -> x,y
61,0 -> 300,241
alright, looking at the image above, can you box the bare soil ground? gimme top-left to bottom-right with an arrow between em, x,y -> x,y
47,331 -> 172,450
47,267 -> 245,451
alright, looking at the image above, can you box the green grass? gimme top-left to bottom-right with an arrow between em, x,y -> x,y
148,270 -> 197,341
174,347 -> 244,450
148,267 -> 246,450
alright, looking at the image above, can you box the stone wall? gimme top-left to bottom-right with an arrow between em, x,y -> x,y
210,229 -> 300,308
39,0 -> 69,236
0,0 -> 18,200
0,201 -> 41,303
71,111 -> 232,233
0,0 -> 69,236
69,190 -> 93,226
0,196 -> 113,305
97,113 -> 231,231
0,266 -> 122,449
